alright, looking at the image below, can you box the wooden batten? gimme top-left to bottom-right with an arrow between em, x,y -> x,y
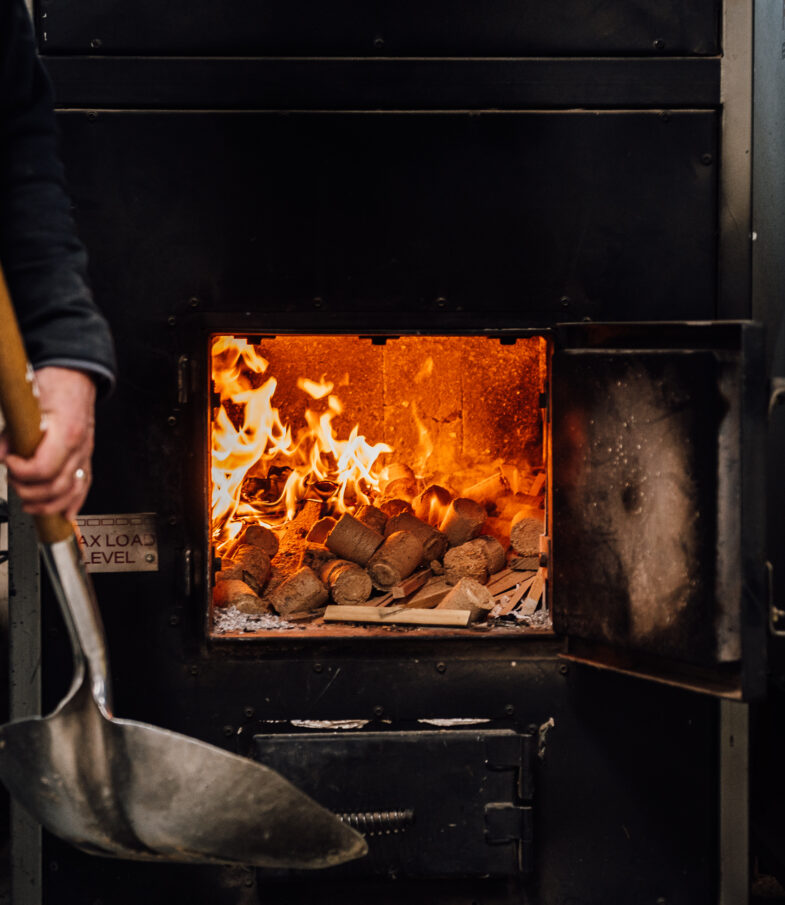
324,605 -> 472,627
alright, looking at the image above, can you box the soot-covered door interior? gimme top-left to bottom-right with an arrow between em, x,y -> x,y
552,322 -> 767,699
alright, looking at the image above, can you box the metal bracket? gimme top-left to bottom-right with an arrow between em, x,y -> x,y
768,376 -> 785,419
767,561 -> 785,637
0,497 -> 8,565
177,354 -> 191,405
484,803 -> 531,844
764,381 -> 785,635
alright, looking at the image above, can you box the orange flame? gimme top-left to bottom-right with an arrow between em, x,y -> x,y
211,336 -> 391,552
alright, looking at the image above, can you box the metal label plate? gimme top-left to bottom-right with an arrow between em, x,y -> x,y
75,513 -> 158,572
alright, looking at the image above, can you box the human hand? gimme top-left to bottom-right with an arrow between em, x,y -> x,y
0,366 -> 97,520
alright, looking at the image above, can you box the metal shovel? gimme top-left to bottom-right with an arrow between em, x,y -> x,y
0,268 -> 367,868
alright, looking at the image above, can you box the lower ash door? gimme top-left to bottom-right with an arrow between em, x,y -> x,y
253,728 -> 534,878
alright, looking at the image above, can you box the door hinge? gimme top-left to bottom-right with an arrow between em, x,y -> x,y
484,803 -> 534,873
484,729 -> 536,800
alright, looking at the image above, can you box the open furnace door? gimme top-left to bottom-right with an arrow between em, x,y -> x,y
551,322 -> 768,700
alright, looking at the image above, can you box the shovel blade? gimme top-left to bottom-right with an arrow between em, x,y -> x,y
0,679 -> 366,868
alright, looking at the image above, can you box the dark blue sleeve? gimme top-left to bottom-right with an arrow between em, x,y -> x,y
0,0 -> 116,394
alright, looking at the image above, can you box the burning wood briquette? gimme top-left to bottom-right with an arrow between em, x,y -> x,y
384,511 -> 448,564
320,559 -> 373,606
412,484 -> 453,525
354,504 -> 388,535
299,542 -> 336,572
213,578 -> 269,614
269,567 -> 329,618
305,516 -> 337,545
462,471 -> 510,508
443,542 -> 489,586
367,530 -> 425,591
325,513 -> 384,566
439,497 -> 486,547
469,535 -> 507,573
229,523 -> 279,560
379,498 -> 413,518
380,463 -> 417,501
442,534 -> 509,586
218,544 -> 271,595
509,507 -> 545,557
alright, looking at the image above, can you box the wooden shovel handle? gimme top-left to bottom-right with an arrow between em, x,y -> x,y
0,264 -> 73,544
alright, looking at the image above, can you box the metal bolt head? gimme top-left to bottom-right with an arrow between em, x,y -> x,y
560,296 -> 570,309
504,704 -> 515,716
243,706 -> 255,719
144,553 -> 155,563
700,153 -> 713,166
436,662 -> 447,673
223,725 -> 234,738
373,35 -> 385,49
189,665 -> 199,676
90,37 -> 102,49
167,315 -> 177,327
169,614 -> 180,627
559,664 -> 569,676
188,296 -> 200,308
167,415 -> 177,427
313,663 -> 324,673
653,39 -> 665,51
372,705 -> 384,718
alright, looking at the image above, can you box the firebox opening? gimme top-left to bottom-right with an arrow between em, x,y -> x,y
208,334 -> 551,639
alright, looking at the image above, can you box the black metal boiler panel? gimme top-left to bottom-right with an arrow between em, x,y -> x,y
39,0 -> 719,56
56,109 -> 718,336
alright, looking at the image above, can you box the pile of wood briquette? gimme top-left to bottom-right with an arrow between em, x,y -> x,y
213,465 -> 546,629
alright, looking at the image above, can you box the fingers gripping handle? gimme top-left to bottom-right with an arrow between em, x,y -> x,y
0,264 -> 72,544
